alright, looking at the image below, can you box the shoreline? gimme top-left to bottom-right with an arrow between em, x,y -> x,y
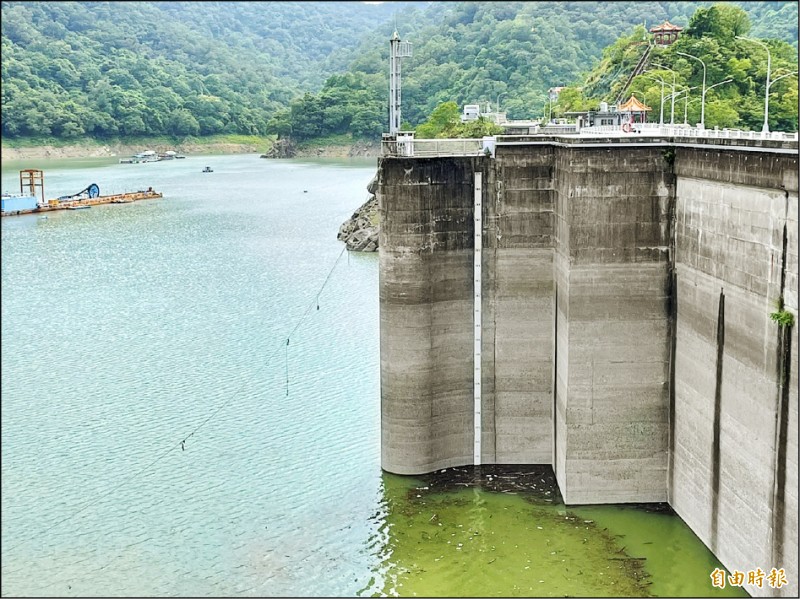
1,139 -> 380,161
1,141 -> 267,161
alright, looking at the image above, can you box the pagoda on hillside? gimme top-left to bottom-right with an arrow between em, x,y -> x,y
649,20 -> 683,45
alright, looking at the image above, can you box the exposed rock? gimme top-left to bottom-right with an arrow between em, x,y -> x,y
347,139 -> 381,157
366,173 -> 378,195
261,138 -> 380,159
260,138 -> 296,158
338,191 -> 379,252
1,141 -> 265,160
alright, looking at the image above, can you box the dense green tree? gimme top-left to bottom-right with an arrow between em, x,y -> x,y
351,108 -> 384,138
266,109 -> 293,138
415,102 -> 462,138
414,102 -> 504,138
687,3 -> 751,40
0,0 -> 412,140
167,108 -> 200,137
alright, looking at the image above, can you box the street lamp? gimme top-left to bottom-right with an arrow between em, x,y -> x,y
706,78 -> 733,95
673,80 -> 733,127
765,71 -> 798,130
640,73 -> 666,125
497,92 -> 507,114
703,79 -> 734,126
736,36 -> 771,133
665,89 -> 688,125
769,71 -> 799,90
666,85 -> 699,125
652,63 -> 678,124
676,51 -> 707,128
682,95 -> 700,126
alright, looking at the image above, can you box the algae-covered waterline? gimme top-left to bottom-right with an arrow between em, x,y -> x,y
369,468 -> 748,597
1,156 -> 746,597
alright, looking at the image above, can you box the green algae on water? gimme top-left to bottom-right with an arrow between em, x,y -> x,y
361,466 -> 748,598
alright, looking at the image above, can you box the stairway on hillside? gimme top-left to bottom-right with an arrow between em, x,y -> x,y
614,43 -> 653,105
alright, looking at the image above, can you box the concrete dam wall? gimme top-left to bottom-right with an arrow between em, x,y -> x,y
377,136 -> 798,596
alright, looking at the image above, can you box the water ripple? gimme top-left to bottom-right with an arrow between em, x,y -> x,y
2,156 -> 382,597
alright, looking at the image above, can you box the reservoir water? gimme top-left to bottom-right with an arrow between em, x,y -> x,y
1,154 -> 746,597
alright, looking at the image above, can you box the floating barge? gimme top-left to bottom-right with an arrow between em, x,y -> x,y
1,169 -> 163,217
119,149 -> 186,163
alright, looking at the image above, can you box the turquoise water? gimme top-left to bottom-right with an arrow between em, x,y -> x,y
1,155 -> 746,597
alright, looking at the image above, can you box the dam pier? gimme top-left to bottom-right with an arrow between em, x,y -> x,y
378,133 -> 798,596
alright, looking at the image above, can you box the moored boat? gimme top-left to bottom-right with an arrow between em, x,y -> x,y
157,150 -> 186,160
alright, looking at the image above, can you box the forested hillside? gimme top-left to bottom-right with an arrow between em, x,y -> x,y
0,0 -> 414,139
1,1 -> 796,142
555,4 -> 798,131
270,1 -> 798,140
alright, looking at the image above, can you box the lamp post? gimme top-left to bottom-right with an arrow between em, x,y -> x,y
770,71 -> 799,88
736,36 -> 772,133
682,95 -> 699,126
676,51 -> 707,128
641,74 -> 666,125
706,78 -> 733,95
682,93 -> 690,125
762,70 -> 798,131
666,85 -> 699,125
497,92 -> 507,114
673,80 -> 732,127
653,63 -> 678,124
703,78 -> 734,126
666,89 -> 687,125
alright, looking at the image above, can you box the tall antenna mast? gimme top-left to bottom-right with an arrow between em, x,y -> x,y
389,30 -> 412,135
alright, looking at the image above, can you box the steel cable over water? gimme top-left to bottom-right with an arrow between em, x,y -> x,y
2,244 -> 350,566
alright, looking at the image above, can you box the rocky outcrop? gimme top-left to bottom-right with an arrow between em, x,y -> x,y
338,196 -> 379,251
346,139 -> 381,158
338,174 -> 379,251
260,138 -> 297,158
261,138 -> 380,159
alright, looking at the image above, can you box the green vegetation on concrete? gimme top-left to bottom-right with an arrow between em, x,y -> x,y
770,309 -> 795,327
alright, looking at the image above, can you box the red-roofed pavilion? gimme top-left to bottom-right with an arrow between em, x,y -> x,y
650,20 -> 683,45
618,95 -> 652,124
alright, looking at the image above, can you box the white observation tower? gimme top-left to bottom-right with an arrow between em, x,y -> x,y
388,31 -> 412,135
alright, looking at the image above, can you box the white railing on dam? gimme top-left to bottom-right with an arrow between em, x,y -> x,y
578,123 -> 798,142
382,137 -> 487,157
382,127 -> 798,157
659,125 -> 799,142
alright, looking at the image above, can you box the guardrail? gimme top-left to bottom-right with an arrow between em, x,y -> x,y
382,138 -> 486,157
580,124 -> 798,142
659,126 -> 798,142
382,127 -> 798,157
